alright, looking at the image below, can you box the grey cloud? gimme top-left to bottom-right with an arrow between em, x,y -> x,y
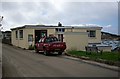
62,2 -> 118,24
2,2 -> 117,24
1,2 -> 118,34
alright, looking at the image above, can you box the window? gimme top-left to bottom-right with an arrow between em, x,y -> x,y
16,31 -> 18,38
45,37 -> 58,43
59,29 -> 61,32
19,30 -> 23,38
62,28 -> 65,32
87,30 -> 96,37
28,34 -> 33,42
55,28 -> 65,32
56,28 -> 58,32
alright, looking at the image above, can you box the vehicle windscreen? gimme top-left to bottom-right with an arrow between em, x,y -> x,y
45,37 -> 58,43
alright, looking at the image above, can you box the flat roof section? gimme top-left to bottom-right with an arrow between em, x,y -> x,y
11,25 -> 102,30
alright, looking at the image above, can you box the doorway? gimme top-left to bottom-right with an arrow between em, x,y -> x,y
35,30 -> 47,44
58,34 -> 63,42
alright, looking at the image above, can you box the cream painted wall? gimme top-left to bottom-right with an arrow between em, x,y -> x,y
11,27 -> 101,50
73,28 -> 86,32
47,28 -> 55,36
11,28 -> 34,49
12,28 -> 56,49
88,30 -> 101,44
35,28 -> 56,36
24,28 -> 34,49
16,29 -> 26,49
11,30 -> 19,47
65,28 -> 72,32
65,28 -> 101,44
26,28 -> 56,49
64,32 -> 88,51
11,29 -> 26,48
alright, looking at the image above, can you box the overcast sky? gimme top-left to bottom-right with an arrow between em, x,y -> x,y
0,0 -> 119,35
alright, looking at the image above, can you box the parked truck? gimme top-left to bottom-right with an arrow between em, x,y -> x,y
35,36 -> 66,55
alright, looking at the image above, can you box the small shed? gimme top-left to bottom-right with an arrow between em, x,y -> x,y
86,44 -> 112,52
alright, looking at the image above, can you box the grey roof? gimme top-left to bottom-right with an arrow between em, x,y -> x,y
11,25 -> 102,30
11,25 -> 64,30
2,31 -> 11,33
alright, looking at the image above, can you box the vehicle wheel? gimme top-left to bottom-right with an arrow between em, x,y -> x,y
58,52 -> 62,55
44,50 -> 49,56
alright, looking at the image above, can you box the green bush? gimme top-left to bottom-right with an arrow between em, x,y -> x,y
28,45 -> 35,50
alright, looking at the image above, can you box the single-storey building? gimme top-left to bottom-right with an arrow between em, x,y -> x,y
1,31 -> 11,39
1,31 -> 11,44
11,24 -> 102,51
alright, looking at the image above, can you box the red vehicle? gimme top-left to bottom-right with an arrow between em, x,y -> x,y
35,36 -> 66,55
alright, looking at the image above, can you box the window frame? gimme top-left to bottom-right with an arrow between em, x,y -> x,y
87,30 -> 96,37
55,28 -> 65,32
15,30 -> 18,39
28,34 -> 33,42
19,30 -> 23,39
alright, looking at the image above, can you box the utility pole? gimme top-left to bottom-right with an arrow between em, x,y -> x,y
0,16 -> 3,30
0,16 -> 3,79
0,16 -> 3,40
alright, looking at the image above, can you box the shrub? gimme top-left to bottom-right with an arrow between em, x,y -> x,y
28,45 -> 35,50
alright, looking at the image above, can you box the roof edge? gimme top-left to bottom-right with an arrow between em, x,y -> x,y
10,25 -> 103,30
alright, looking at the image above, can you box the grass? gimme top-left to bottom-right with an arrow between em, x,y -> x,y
67,50 -> 120,62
